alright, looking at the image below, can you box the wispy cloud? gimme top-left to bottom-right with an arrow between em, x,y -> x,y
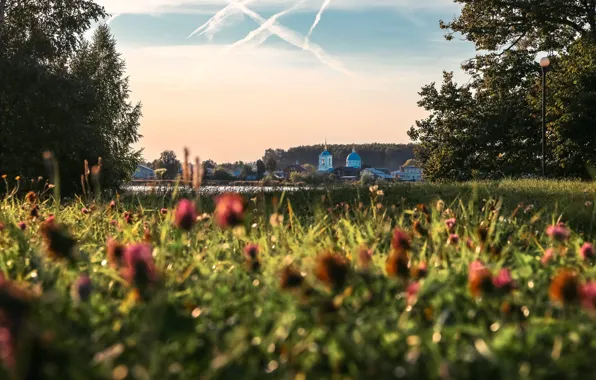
303,0 -> 332,49
186,0 -> 254,39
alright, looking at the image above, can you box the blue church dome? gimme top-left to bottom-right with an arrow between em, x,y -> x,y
320,150 -> 332,157
347,151 -> 361,161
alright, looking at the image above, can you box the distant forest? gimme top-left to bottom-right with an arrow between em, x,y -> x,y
263,143 -> 415,170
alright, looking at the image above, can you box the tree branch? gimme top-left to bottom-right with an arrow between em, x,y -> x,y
0,0 -> 6,26
498,32 -> 527,56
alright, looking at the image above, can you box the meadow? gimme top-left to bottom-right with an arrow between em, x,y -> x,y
1,179 -> 596,379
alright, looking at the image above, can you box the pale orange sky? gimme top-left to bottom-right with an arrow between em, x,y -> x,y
123,45 -> 456,163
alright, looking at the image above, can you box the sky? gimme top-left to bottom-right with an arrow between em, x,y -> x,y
92,0 -> 475,163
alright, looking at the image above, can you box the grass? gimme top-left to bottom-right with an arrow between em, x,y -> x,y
1,180 -> 596,379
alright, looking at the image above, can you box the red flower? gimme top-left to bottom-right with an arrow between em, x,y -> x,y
71,275 -> 92,303
580,282 -> 596,310
121,243 -> 156,292
541,248 -> 555,265
17,222 -> 26,231
410,262 -> 428,280
549,270 -> 580,305
468,260 -> 493,298
386,250 -> 409,279
243,244 -> 260,272
123,211 -> 133,224
391,228 -> 411,252
40,219 -> 77,262
447,234 -> 459,245
406,282 -> 420,305
160,208 -> 168,215
445,218 -> 456,233
580,243 -> 594,261
493,268 -> 514,292
546,223 -> 570,242
107,238 -> 125,268
81,207 -> 90,215
214,193 -> 245,228
109,200 -> 116,210
315,252 -> 350,290
174,199 -> 197,231
358,247 -> 373,269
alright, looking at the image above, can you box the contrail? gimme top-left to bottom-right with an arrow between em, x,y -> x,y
304,0 -> 332,49
187,0 -> 254,39
105,13 -> 120,25
231,1 -> 353,76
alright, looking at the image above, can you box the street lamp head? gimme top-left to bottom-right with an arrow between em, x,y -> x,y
540,57 -> 551,68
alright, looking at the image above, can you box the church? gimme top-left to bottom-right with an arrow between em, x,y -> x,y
318,142 -> 362,172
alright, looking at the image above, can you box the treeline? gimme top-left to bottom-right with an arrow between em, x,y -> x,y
263,143 -> 415,169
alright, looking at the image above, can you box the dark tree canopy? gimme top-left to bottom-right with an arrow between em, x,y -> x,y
0,1 -> 141,193
153,150 -> 180,180
410,0 -> 596,180
263,144 -> 415,170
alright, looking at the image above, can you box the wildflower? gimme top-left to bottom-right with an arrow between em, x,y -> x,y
406,282 -> 420,305
143,228 -> 151,242
447,234 -> 459,246
541,248 -> 555,265
436,200 -> 445,212
585,201 -> 593,208
71,275 -> 92,303
45,215 -> 55,224
580,282 -> 596,310
468,260 -> 493,298
14,176 -> 20,181
549,270 -> 580,305
369,185 -> 378,193
0,276 -> 34,369
477,226 -> 489,244
466,238 -> 476,251
416,203 -> 429,215
1,174 -> 6,179
493,268 -> 514,292
410,262 -> 428,280
386,250 -> 409,279
413,220 -> 428,237
29,205 -> 39,219
315,252 -> 349,290
580,242 -> 594,261
280,265 -> 304,290
214,193 -> 245,229
25,191 -> 37,204
376,190 -> 384,196
391,228 -> 411,253
269,213 -> 284,227
358,247 -> 373,269
40,220 -> 77,262
17,222 -> 26,231
546,223 -> 570,242
174,199 -> 197,231
121,243 -> 156,292
110,219 -> 118,227
81,207 -> 90,215
109,200 -> 116,210
160,208 -> 168,215
445,218 -> 456,233
123,211 -> 133,224
243,244 -> 260,272
106,239 -> 125,268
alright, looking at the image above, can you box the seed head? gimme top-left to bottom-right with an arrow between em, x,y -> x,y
445,218 -> 456,233
243,244 -> 260,272
121,243 -> 156,293
25,192 -> 37,204
546,223 -> 570,242
160,208 -> 168,215
413,220 -> 428,237
580,242 -> 594,261
410,262 -> 428,280
357,247 -> 373,269
71,275 -> 92,303
29,205 -> 39,219
447,234 -> 459,246
17,222 -> 26,231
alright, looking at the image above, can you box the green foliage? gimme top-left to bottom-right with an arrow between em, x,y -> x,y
0,4 -> 141,193
153,151 -> 180,180
1,181 -> 596,378
412,0 -> 596,180
360,171 -> 374,186
154,168 -> 167,179
256,160 -> 266,180
265,158 -> 277,173
263,144 -> 415,170
213,168 -> 234,181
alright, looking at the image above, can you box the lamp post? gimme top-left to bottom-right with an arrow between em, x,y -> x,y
539,56 -> 550,177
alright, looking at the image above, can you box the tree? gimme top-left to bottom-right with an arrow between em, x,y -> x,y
256,160 -> 266,179
266,158 -> 277,173
0,1 -> 143,193
240,165 -> 255,180
154,150 -> 180,179
410,0 -> 596,180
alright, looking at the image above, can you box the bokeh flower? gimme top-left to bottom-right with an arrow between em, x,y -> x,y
315,252 -> 349,290
109,200 -> 116,210
445,218 -> 456,233
25,191 -> 37,204
410,262 -> 428,280
413,220 -> 428,237
447,234 -> 459,246
81,207 -> 90,215
243,244 -> 260,272
406,282 -> 421,305
280,265 -> 304,290
121,243 -> 156,294
174,199 -> 197,231
40,219 -> 77,262
107,238 -> 125,268
391,228 -> 411,253
468,260 -> 493,298
541,248 -> 555,265
546,223 -> 570,242
214,193 -> 245,229
580,242 -> 594,261
386,250 -> 409,279
358,247 -> 373,269
71,275 -> 92,303
269,213 -> 284,227
17,222 -> 26,231
493,268 -> 514,292
549,270 -> 580,305
160,208 -> 168,215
